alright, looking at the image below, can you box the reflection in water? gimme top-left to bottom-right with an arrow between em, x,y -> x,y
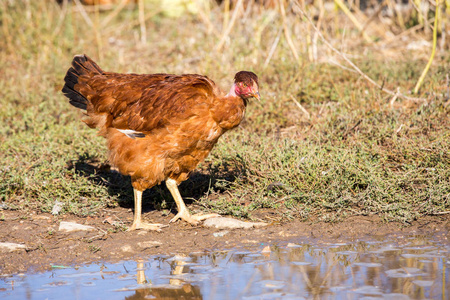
0,235 -> 449,299
129,258 -> 202,300
125,283 -> 201,300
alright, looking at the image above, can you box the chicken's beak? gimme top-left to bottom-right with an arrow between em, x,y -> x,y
252,91 -> 261,102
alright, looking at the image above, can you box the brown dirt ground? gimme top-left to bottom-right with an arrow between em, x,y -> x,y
1,208 -> 449,275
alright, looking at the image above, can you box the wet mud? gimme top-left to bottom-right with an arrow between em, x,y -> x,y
0,208 -> 448,277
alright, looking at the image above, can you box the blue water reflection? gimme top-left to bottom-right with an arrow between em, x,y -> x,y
1,235 -> 449,299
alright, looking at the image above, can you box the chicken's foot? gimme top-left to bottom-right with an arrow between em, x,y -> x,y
127,189 -> 167,232
166,178 -> 220,225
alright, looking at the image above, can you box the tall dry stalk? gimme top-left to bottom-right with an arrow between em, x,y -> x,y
215,0 -> 243,51
51,0 -> 70,39
138,0 -> 147,45
1,1 -> 13,54
93,0 -> 103,61
223,0 -> 230,32
279,0 -> 301,66
263,28 -> 282,69
73,0 -> 94,28
101,0 -> 130,28
72,0 -> 104,60
195,2 -> 220,37
413,0 -> 442,94
311,0 -> 325,62
413,0 -> 424,25
334,0 -> 373,43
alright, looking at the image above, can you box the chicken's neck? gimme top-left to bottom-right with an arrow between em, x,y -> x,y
210,83 -> 247,130
226,83 -> 237,98
226,83 -> 247,106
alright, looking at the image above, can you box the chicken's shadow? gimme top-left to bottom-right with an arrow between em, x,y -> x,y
68,153 -> 245,213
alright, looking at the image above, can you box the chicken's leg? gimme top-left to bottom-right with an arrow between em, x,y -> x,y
166,178 -> 220,225
127,188 -> 166,232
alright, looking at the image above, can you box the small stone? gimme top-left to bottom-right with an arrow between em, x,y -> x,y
0,242 -> 27,252
261,246 -> 271,253
242,239 -> 258,244
278,231 -> 296,237
412,280 -> 434,287
203,217 -> 267,229
213,230 -> 229,237
33,215 -> 50,220
51,201 -> 64,215
121,245 -> 133,252
137,241 -> 162,250
58,221 -> 95,232
406,40 -> 431,51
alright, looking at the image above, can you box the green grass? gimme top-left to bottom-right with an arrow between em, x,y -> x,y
0,1 -> 449,223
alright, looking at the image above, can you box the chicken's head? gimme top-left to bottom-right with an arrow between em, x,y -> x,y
233,71 -> 260,101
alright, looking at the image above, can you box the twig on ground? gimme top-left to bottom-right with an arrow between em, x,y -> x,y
389,87 -> 400,107
395,124 -> 404,134
446,73 -> 450,101
290,95 -> 310,119
343,119 -> 362,138
327,58 -> 358,73
430,211 -> 450,215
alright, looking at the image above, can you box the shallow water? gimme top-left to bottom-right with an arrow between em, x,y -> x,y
1,235 -> 449,299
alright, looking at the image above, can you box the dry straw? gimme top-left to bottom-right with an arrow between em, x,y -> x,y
292,1 -> 428,102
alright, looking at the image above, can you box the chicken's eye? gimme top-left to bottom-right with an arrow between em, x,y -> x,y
242,83 -> 247,88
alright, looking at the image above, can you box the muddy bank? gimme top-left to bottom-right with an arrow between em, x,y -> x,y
1,208 -> 449,275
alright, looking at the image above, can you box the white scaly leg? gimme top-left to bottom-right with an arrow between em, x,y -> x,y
166,178 -> 219,225
127,188 -> 166,232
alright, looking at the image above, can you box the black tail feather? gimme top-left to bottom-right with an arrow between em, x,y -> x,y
62,68 -> 88,110
62,84 -> 88,110
62,54 -> 103,110
72,54 -> 104,74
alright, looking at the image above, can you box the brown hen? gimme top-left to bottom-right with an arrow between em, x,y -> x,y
62,54 -> 260,231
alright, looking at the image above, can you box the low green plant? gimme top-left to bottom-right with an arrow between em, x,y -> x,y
0,1 -> 448,224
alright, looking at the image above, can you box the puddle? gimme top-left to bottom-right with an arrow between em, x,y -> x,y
1,235 -> 449,299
